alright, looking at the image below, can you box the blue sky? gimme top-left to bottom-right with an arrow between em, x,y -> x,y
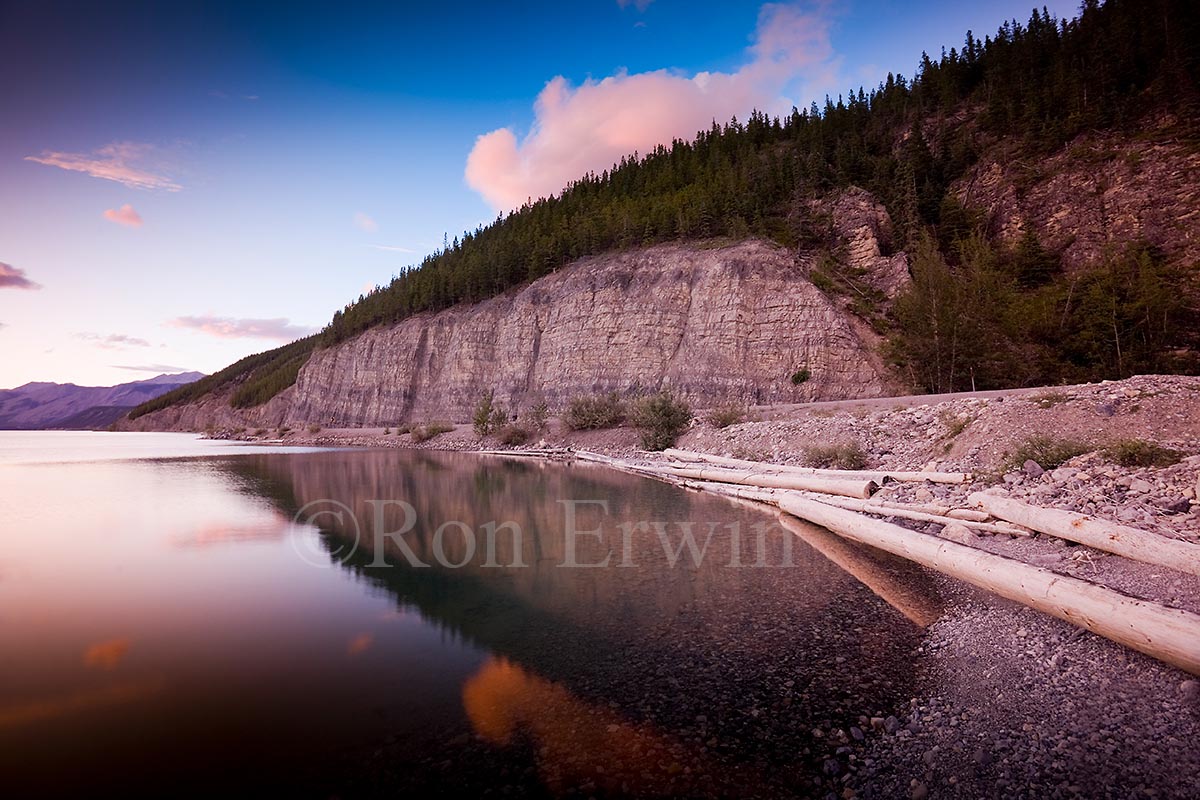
0,0 -> 1080,388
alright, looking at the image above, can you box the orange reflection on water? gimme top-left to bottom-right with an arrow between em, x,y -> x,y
83,637 -> 132,670
171,518 -> 292,549
0,680 -> 164,730
346,632 -> 374,656
463,657 -> 723,796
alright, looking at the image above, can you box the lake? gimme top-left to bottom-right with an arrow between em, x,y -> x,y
0,432 -> 938,797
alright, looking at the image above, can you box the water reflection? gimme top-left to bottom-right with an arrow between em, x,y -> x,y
0,444 -> 942,797
226,449 -> 942,796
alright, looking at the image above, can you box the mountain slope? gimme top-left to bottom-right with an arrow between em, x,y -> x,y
126,0 -> 1200,426
0,372 -> 205,429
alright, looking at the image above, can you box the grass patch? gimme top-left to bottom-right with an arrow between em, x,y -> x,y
1030,391 -> 1071,409
802,441 -> 868,470
940,411 -> 972,439
1103,439 -> 1182,468
705,403 -> 745,429
564,392 -> 626,430
1006,435 -> 1092,471
410,422 -> 454,443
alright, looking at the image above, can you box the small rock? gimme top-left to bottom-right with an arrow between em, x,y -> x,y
1182,680 -> 1200,701
1023,460 -> 1045,478
1129,479 -> 1153,494
938,523 -> 979,546
911,781 -> 928,800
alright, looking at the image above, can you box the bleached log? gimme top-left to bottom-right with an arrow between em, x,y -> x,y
663,448 -> 969,484
777,495 -> 1200,676
655,464 -> 878,499
797,493 -> 1032,536
970,493 -> 1200,578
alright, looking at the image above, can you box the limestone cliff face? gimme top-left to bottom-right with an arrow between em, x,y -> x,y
128,240 -> 896,430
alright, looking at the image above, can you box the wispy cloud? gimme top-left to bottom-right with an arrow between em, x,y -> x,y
0,262 -> 41,290
76,332 -> 151,349
25,141 -> 181,191
367,244 -> 418,253
354,212 -> 379,232
168,315 -> 318,341
466,1 -> 840,211
112,363 -> 195,373
617,0 -> 654,10
103,204 -> 144,228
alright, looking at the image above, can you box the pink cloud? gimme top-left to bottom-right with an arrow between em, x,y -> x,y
354,212 -> 378,232
103,204 -> 144,228
465,2 -> 840,211
25,141 -> 181,191
0,262 -> 41,290
77,332 -> 151,349
168,315 -> 318,341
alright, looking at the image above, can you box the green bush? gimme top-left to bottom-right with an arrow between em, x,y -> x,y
1006,436 -> 1092,471
1103,439 -> 1182,468
473,390 -> 499,437
410,422 -> 454,443
523,401 -> 550,432
497,424 -> 531,446
803,441 -> 868,470
564,392 -> 626,430
631,390 -> 692,451
706,403 -> 745,429
790,368 -> 811,385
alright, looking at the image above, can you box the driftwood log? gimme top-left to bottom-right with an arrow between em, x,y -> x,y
655,464 -> 878,499
970,493 -> 1200,578
777,495 -> 1200,676
663,448 -> 969,484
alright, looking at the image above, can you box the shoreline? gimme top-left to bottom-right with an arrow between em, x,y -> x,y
204,373 -> 1200,796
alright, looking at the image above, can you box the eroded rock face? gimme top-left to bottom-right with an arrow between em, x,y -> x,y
959,126 -> 1200,271
827,187 -> 911,299
128,240 -> 896,429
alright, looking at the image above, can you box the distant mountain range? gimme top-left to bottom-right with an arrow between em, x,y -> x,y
0,372 -> 206,430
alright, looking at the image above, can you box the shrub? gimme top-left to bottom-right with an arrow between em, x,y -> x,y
497,424 -> 531,446
706,403 -> 745,429
564,392 -> 626,430
395,423 -> 412,435
473,390 -> 498,437
523,400 -> 550,432
410,422 -> 454,443
276,426 -> 291,437
253,428 -> 267,437
382,427 -> 390,435
631,390 -> 692,451
307,424 -> 322,434
1006,436 -> 1092,471
803,441 -> 868,470
1103,439 -> 1182,468
790,368 -> 811,385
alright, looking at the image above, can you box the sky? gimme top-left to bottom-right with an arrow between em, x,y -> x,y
0,0 -> 1081,389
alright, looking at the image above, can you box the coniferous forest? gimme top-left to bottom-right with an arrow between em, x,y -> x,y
131,0 -> 1199,419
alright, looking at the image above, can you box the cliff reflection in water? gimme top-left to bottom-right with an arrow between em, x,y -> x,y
224,449 -> 941,795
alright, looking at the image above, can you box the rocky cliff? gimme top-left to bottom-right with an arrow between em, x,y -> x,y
125,239 -> 902,430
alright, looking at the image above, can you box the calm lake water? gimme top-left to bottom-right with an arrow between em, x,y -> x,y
0,432 -> 938,797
